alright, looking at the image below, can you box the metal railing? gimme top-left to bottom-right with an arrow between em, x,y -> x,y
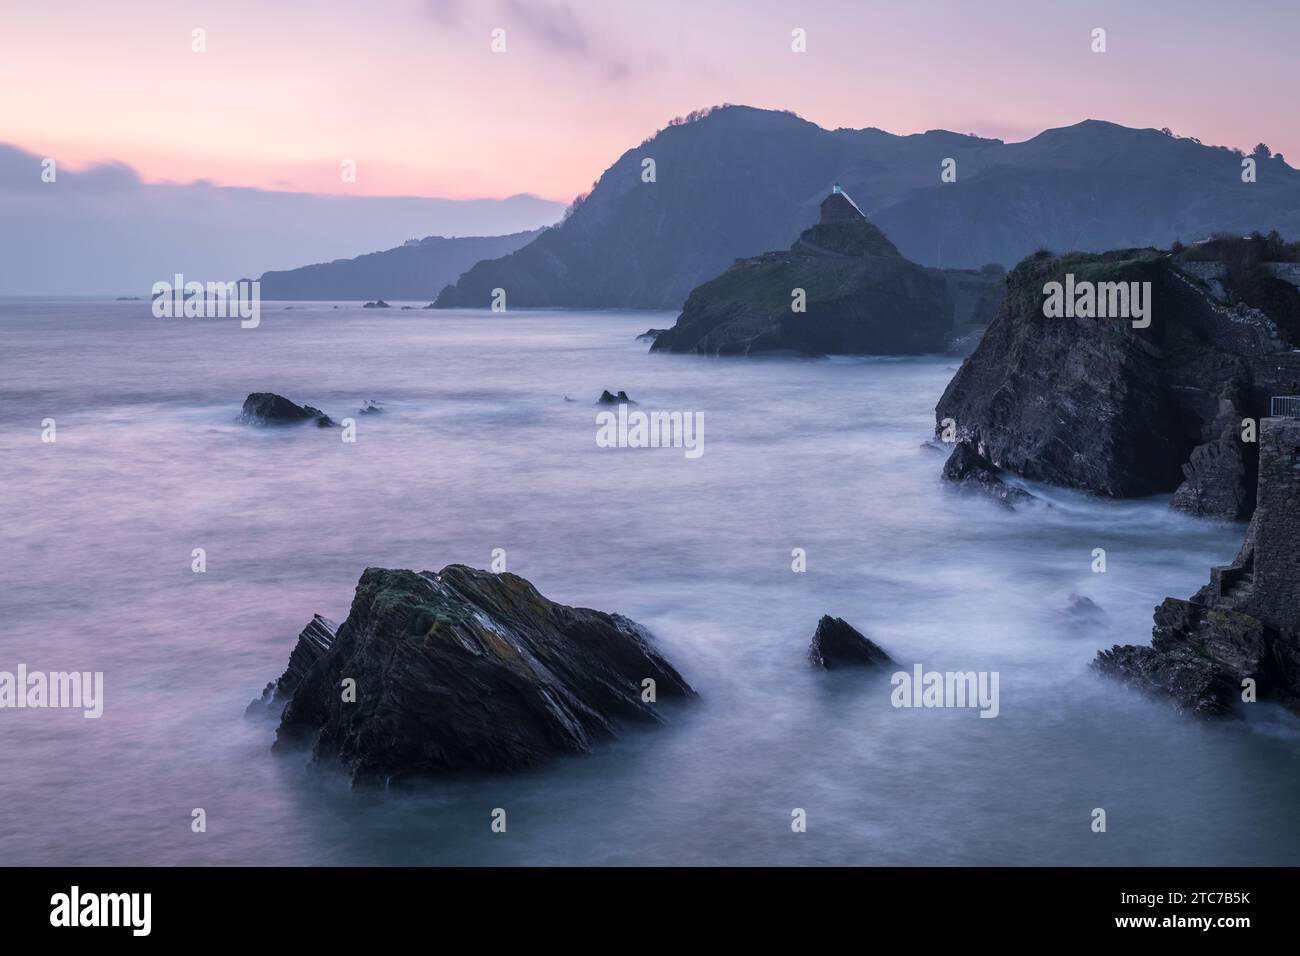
1271,396 -> 1300,418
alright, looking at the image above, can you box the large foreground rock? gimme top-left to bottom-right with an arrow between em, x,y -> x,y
263,565 -> 693,783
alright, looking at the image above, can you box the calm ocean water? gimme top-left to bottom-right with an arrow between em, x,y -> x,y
2,300 -> 1298,866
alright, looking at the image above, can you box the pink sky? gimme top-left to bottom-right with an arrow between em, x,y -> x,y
3,0 -> 1296,202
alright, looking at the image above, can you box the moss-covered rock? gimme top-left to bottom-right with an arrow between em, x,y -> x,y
651,189 -> 965,356
262,565 -> 694,784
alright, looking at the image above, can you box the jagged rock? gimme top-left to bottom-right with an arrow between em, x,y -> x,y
358,400 -> 384,415
1172,436 -> 1251,518
1096,600 -> 1272,716
808,615 -> 894,670
267,565 -> 694,783
941,441 -> 1032,506
1096,416 -> 1300,715
1095,636 -> 1237,717
636,328 -> 667,342
362,299 -> 390,309
936,247 -> 1300,508
651,188 -> 958,356
246,615 -> 339,715
1172,386 -> 1255,518
597,389 -> 634,404
239,392 -> 335,427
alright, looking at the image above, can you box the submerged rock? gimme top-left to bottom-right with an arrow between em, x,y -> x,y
941,441 -> 1032,507
1066,594 -> 1105,622
239,392 -> 335,427
808,615 -> 894,669
597,389 -> 634,404
266,564 -> 694,783
358,400 -> 384,415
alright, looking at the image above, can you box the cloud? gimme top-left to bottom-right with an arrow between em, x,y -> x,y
423,0 -> 465,28
423,0 -> 652,82
0,143 -> 564,294
501,0 -> 589,55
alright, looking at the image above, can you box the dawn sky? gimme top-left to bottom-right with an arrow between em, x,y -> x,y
3,0 -> 1296,202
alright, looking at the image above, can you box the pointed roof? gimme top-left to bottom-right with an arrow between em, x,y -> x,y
821,184 -> 866,223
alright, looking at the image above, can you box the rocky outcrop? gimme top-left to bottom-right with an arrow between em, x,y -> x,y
1171,410 -> 1253,518
263,565 -> 694,783
651,189 -> 956,356
362,299 -> 390,309
936,246 -> 1300,516
941,441 -> 1032,507
239,392 -> 335,427
636,328 -> 667,342
597,389 -> 634,405
1097,416 -> 1300,714
808,615 -> 894,669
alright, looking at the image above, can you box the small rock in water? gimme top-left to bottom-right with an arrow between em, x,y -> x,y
808,615 -> 894,670
239,392 -> 336,427
362,299 -> 390,309
598,389 -> 635,405
942,442 -> 1032,507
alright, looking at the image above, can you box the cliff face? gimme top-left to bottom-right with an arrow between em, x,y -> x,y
935,248 -> 1300,514
1097,417 -> 1300,714
650,191 -> 963,356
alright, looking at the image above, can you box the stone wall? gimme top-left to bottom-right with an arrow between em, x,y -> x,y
1251,416 -> 1300,634
1263,262 -> 1300,288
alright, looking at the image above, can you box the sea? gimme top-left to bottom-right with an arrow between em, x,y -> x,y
2,299 -> 1297,866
